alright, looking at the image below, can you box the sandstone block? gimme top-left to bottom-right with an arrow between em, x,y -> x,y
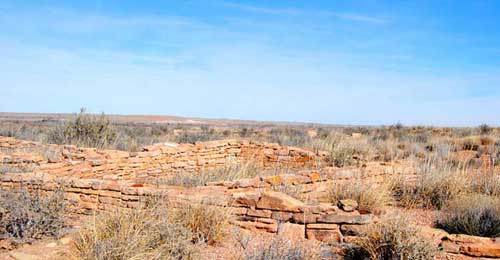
338,199 -> 358,212
307,223 -> 339,230
247,209 -> 272,218
232,191 -> 261,208
306,228 -> 342,242
292,212 -> 318,224
317,213 -> 372,224
271,211 -> 293,221
278,223 -> 305,240
256,191 -> 304,212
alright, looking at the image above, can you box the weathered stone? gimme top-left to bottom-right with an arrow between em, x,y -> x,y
278,223 -> 305,240
256,191 -> 305,212
317,213 -> 372,224
292,212 -> 318,224
340,224 -> 369,236
232,191 -> 261,208
271,211 -> 293,221
445,234 -> 500,258
338,199 -> 358,212
247,209 -> 272,218
306,228 -> 342,242
307,223 -> 339,230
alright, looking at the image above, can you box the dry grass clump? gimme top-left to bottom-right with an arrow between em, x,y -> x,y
74,201 -> 230,260
312,133 -> 369,167
436,194 -> 500,237
47,108 -> 118,148
345,216 -> 438,260
469,174 -> 500,197
244,236 -> 320,260
164,162 -> 262,187
328,182 -> 392,213
391,170 -> 469,210
271,183 -> 305,201
173,203 -> 231,245
164,161 -> 294,187
0,187 -> 68,244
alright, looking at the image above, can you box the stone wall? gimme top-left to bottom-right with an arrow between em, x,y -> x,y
0,136 -> 328,180
0,170 -> 374,244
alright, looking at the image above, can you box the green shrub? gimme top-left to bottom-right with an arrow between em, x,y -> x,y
436,194 -> 500,237
47,108 -> 117,148
479,124 -> 492,135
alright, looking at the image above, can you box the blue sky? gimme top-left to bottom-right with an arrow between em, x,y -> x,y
1,0 -> 499,126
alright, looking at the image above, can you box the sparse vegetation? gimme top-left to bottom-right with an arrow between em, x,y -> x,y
47,108 -> 118,148
74,200 -> 230,260
328,182 -> 391,213
345,217 -> 438,260
244,236 -> 319,260
173,203 -> 231,245
163,161 -> 296,187
391,169 -> 469,210
0,186 -> 68,244
436,194 -> 500,237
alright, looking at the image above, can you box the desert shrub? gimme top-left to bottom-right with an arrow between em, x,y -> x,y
479,124 -> 492,135
173,203 -> 231,245
345,217 -> 437,260
244,236 -> 319,260
436,194 -> 500,237
47,108 -> 118,148
74,205 -> 198,260
328,182 -> 391,213
391,170 -> 468,210
0,187 -> 67,243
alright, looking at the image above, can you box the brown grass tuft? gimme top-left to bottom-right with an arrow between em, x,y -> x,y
345,216 -> 438,260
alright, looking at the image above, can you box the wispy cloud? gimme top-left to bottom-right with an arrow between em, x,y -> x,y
218,1 -> 387,25
330,13 -> 387,24
217,1 -> 301,15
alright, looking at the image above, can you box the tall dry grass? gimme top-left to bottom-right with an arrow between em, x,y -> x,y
328,182 -> 392,213
73,200 -> 231,260
345,216 -> 438,260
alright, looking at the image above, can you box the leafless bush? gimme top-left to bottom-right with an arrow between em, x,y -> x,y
0,186 -> 68,244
